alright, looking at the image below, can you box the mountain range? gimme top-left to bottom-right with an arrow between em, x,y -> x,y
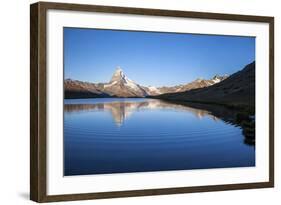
153,62 -> 255,110
64,66 -> 228,99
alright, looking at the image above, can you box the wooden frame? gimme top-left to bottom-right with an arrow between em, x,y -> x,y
30,1 -> 274,202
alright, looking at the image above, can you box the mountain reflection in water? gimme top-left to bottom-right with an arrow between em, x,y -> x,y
64,98 -> 254,146
64,99 -> 219,126
64,98 -> 255,176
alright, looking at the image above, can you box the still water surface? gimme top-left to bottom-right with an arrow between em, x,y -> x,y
64,98 -> 255,176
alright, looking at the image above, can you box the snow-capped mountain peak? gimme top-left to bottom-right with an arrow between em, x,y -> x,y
147,86 -> 162,95
110,67 -> 138,86
110,66 -> 126,82
212,74 -> 228,83
105,67 -> 148,97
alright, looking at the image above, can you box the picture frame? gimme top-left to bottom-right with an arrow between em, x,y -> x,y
30,1 -> 274,202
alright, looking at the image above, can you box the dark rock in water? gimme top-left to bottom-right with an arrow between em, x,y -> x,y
236,113 -> 250,123
244,138 -> 255,146
242,120 -> 255,139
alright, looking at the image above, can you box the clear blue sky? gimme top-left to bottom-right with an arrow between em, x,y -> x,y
64,27 -> 255,87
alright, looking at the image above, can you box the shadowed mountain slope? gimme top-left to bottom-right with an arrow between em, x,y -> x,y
152,62 -> 255,110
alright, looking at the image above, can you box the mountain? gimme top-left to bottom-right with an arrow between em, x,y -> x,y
152,75 -> 228,95
153,62 -> 255,109
102,67 -> 148,97
64,79 -> 110,98
64,67 -> 148,98
64,66 -> 228,98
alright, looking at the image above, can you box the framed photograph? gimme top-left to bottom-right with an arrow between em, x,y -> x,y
30,2 -> 274,202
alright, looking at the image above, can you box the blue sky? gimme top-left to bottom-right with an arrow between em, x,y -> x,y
64,27 -> 255,87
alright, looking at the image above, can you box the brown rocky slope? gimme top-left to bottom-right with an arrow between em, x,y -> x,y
64,67 -> 228,98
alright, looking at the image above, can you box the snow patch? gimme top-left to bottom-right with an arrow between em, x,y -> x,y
124,78 -> 140,90
104,81 -> 117,88
175,87 -> 183,92
148,86 -> 162,94
212,78 -> 221,83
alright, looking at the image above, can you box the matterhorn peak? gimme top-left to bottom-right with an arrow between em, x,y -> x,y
110,66 -> 126,82
114,66 -> 123,74
105,66 -> 148,97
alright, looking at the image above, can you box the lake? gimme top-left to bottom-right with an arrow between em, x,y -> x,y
64,98 -> 255,176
